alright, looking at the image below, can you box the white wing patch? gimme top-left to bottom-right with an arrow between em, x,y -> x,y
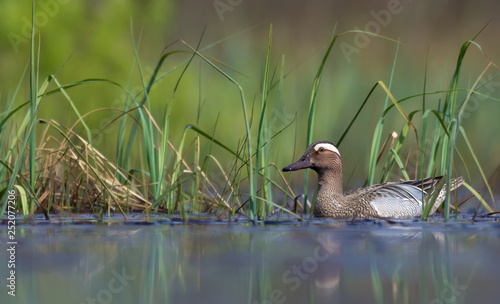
314,143 -> 340,156
367,184 -> 426,218
369,197 -> 422,218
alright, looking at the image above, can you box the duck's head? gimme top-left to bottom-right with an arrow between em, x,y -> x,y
282,141 -> 342,173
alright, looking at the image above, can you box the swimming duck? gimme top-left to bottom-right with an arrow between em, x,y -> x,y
282,141 -> 464,218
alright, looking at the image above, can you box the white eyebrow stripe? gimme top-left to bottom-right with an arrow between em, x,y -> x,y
314,143 -> 340,156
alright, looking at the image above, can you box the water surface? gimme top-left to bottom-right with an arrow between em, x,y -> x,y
1,215 -> 499,304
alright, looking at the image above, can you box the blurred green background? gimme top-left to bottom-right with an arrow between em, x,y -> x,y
1,0 -> 499,193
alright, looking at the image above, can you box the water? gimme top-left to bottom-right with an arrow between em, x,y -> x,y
1,215 -> 499,304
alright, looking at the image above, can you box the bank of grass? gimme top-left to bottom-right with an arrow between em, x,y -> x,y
0,6 -> 497,220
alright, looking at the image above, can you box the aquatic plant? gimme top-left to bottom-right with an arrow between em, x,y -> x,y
0,5 -> 497,221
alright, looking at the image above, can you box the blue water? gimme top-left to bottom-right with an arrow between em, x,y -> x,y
1,215 -> 499,304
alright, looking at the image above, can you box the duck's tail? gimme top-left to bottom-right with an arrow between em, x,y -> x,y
429,176 -> 464,215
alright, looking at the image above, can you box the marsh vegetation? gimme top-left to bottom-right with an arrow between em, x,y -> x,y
1,3 -> 499,222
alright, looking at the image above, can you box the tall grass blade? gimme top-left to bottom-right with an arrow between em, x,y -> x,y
264,54 -> 286,215
131,27 -> 159,198
417,110 -> 430,180
29,1 -> 37,210
337,83 -> 378,147
376,86 -> 418,183
254,24 -> 273,219
185,124 -> 238,157
0,65 -> 28,140
425,114 -> 444,177
462,181 -> 493,213
368,42 -> 399,185
14,185 -> 29,216
421,176 -> 445,220
459,126 -> 495,209
417,52 -> 430,180
442,29 -> 486,219
377,81 -> 418,134
305,26 -> 338,213
443,119 -> 458,219
389,149 -> 410,180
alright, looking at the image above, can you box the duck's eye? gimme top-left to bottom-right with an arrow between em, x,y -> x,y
319,147 -> 324,152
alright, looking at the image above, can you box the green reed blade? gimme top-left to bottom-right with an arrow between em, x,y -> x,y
305,26 -> 338,213
254,24 -> 273,218
459,126 -> 495,209
368,43 -> 399,185
29,1 -> 37,209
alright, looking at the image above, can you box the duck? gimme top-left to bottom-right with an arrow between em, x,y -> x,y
282,140 -> 464,218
